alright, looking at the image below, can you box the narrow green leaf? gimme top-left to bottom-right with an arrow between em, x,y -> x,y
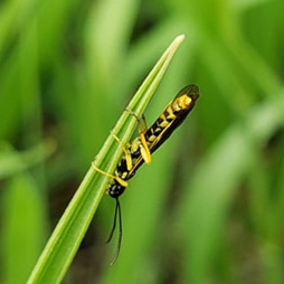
27,35 -> 185,284
1,174 -> 47,284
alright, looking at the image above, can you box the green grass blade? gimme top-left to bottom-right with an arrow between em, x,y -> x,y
27,34 -> 185,284
0,140 -> 55,180
1,174 -> 47,284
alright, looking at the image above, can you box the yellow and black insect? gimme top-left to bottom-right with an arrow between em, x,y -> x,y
93,84 -> 199,264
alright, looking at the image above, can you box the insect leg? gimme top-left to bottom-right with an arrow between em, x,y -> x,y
91,162 -> 128,188
110,130 -> 133,171
125,107 -> 151,164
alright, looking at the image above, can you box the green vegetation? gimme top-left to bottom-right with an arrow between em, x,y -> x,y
1,0 -> 284,283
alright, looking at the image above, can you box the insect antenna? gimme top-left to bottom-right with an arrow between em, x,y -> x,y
106,198 -> 123,266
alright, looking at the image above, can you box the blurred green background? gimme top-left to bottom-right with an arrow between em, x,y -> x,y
1,0 -> 284,283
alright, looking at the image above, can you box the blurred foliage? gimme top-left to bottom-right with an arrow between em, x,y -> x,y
1,0 -> 284,283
